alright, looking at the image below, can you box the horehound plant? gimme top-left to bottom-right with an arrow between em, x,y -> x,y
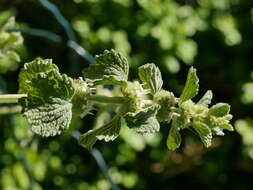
0,49 -> 233,150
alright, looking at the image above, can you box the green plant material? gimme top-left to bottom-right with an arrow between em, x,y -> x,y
79,107 -> 125,150
124,105 -> 160,133
71,78 -> 93,118
176,40 -> 197,64
154,90 -> 176,122
16,50 -> 233,150
167,120 -> 181,150
179,67 -> 199,104
23,98 -> 72,137
138,63 -> 163,95
213,14 -> 241,46
236,119 -> 253,144
122,81 -> 150,112
197,90 -> 213,107
0,17 -> 23,73
235,119 -> 253,159
192,121 -> 212,147
0,94 -> 27,103
209,103 -> 230,117
18,58 -> 75,137
83,49 -> 129,86
241,82 -> 253,104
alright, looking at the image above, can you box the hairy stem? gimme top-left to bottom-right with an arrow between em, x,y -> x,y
0,105 -> 22,114
87,95 -> 127,104
0,94 -> 27,103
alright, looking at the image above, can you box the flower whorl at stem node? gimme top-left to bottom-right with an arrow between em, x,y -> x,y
154,90 -> 177,123
17,49 -> 233,150
122,81 -> 151,112
71,78 -> 94,118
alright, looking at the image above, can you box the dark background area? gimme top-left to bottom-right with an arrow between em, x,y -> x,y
1,0 -> 253,189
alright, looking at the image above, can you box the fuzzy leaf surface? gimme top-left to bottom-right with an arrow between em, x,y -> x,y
193,121 -> 212,147
138,63 -> 163,94
19,58 -> 75,136
179,67 -> 199,104
24,98 -> 72,137
79,116 -> 123,149
167,120 -> 182,150
83,49 -> 129,85
0,17 -> 23,73
124,105 -> 160,133
197,90 -> 213,107
209,103 -> 230,117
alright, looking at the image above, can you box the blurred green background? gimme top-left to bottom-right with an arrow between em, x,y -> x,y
1,0 -> 253,189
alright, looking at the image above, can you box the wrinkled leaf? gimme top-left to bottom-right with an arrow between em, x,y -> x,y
212,127 -> 225,136
192,121 -> 212,147
124,105 -> 160,133
83,49 -> 129,86
154,90 -> 176,122
19,58 -> 75,106
0,17 -> 23,73
221,123 -> 234,131
209,103 -> 230,117
1,16 -> 15,30
24,98 -> 72,137
179,67 -> 199,104
138,63 -> 163,94
197,90 -> 213,107
79,116 -> 123,149
167,120 -> 182,150
19,58 -> 75,136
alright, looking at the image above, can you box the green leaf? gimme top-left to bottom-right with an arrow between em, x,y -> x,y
5,32 -> 23,46
221,123 -> 234,131
71,78 -> 93,118
138,63 -> 163,94
179,67 -> 199,104
24,98 -> 72,137
18,58 -> 75,136
212,127 -> 225,136
19,58 -> 75,106
1,16 -> 15,30
79,116 -> 123,149
209,103 -> 230,117
124,105 -> 160,133
83,49 -> 129,86
167,121 -> 181,150
0,17 -> 23,73
192,121 -> 212,147
154,90 -> 176,122
6,50 -> 20,62
197,90 -> 213,107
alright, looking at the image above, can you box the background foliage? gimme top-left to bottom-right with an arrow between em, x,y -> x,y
1,0 -> 253,189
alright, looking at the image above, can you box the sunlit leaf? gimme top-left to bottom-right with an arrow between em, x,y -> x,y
179,67 -> 199,104
138,63 -> 163,94
83,49 -> 129,86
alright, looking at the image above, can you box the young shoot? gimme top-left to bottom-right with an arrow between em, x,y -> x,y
15,49 -> 233,150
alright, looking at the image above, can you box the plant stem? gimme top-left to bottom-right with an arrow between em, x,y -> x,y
0,94 -> 27,103
0,105 -> 22,114
87,95 -> 127,104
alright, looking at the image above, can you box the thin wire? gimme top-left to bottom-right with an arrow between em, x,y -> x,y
19,1 -> 118,189
36,0 -> 81,75
21,27 -> 117,188
18,28 -> 95,64
67,40 -> 95,65
71,131 -> 121,190
22,28 -> 62,43
36,0 -> 76,42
